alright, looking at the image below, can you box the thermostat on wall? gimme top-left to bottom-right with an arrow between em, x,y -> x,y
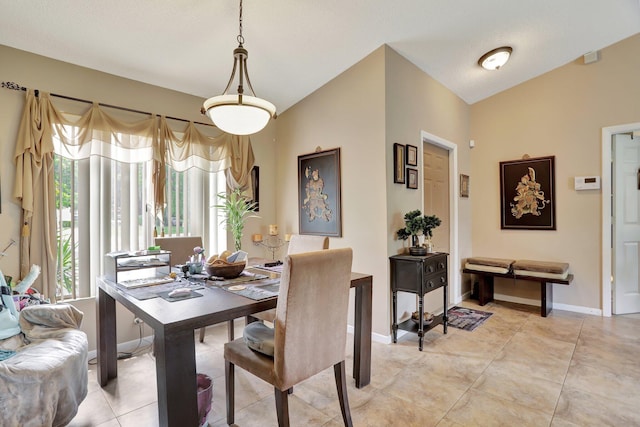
574,176 -> 600,190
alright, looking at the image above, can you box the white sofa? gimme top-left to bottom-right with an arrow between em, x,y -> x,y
0,304 -> 88,427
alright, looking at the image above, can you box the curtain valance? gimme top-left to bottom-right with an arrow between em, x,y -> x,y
12,89 -> 255,299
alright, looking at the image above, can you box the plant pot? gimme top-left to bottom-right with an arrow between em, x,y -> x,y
409,246 -> 427,256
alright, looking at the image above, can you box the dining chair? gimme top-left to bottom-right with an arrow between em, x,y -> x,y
224,248 -> 354,427
251,234 -> 329,323
154,236 -> 204,266
154,236 -> 210,342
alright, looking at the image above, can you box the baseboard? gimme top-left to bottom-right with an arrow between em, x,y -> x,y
346,325 -> 393,344
492,293 -> 602,316
494,293 -> 541,307
552,302 -> 602,316
88,335 -> 154,361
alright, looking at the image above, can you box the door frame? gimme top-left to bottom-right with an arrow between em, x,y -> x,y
601,122 -> 640,317
421,130 -> 460,305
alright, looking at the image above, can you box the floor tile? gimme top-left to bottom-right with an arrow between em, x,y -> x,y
72,301 -> 640,426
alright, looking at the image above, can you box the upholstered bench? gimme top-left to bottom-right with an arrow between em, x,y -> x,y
463,257 -> 573,317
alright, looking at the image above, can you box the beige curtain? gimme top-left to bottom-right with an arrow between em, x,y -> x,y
12,91 -> 255,300
13,90 -> 56,300
225,134 -> 256,192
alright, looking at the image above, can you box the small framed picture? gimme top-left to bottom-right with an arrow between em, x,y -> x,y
406,168 -> 418,189
393,143 -> 405,184
406,144 -> 418,166
460,174 -> 470,197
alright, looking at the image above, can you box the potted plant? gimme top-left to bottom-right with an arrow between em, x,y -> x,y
396,209 -> 441,255
215,189 -> 259,251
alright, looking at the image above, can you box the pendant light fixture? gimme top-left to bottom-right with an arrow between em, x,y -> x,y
203,0 -> 276,135
478,46 -> 513,70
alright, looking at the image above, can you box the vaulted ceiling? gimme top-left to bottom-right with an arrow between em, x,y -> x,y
1,0 -> 639,114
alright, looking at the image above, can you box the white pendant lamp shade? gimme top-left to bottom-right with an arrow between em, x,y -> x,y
203,0 -> 276,135
204,94 -> 276,136
478,46 -> 513,70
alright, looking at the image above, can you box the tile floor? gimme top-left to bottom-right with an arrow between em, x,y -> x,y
69,300 -> 640,426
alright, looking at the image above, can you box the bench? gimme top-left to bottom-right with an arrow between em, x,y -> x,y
462,258 -> 573,317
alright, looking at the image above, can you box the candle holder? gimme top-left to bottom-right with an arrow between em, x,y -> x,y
252,234 -> 288,260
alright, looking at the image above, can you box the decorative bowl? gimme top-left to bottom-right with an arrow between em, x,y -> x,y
411,311 -> 434,325
205,260 -> 246,279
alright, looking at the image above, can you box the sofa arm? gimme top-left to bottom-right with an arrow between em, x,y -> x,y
19,304 -> 83,332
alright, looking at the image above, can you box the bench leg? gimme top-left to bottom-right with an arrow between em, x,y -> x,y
477,276 -> 494,306
540,281 -> 553,317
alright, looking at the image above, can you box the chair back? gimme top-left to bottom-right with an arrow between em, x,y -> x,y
286,235 -> 329,255
273,248 -> 352,389
154,236 -> 203,265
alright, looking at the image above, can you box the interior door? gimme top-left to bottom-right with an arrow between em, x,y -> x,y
613,133 -> 640,314
423,143 -> 450,254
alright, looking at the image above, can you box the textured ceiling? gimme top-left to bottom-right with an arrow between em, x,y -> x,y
1,0 -> 639,114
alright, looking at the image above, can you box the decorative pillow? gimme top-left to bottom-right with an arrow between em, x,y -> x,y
242,321 -> 275,357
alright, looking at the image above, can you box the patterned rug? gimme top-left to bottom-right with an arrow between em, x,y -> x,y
447,306 -> 493,331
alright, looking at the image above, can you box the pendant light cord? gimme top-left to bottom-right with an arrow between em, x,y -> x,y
237,0 -> 244,46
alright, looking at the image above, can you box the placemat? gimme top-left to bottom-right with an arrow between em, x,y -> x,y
206,271 -> 268,285
119,280 -> 205,300
218,278 -> 280,300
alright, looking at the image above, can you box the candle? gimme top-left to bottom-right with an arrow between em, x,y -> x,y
252,234 -> 263,242
269,224 -> 278,236
284,233 -> 292,242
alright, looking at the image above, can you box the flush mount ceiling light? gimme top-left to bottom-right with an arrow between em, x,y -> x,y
202,0 -> 276,135
478,46 -> 513,71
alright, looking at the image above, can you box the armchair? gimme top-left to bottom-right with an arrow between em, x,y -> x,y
0,304 -> 88,426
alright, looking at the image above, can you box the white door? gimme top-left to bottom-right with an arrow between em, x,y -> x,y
613,133 -> 640,314
423,143 -> 450,254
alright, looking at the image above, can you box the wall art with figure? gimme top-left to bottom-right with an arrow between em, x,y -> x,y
298,148 -> 342,237
500,155 -> 556,230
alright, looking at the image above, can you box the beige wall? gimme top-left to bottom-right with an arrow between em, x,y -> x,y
469,33 -> 640,312
275,45 -> 472,337
275,46 -> 389,336
0,45 -> 277,351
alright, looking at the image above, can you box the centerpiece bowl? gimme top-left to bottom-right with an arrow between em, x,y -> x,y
205,259 -> 246,279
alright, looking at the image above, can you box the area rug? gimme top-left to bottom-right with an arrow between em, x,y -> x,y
447,306 -> 493,331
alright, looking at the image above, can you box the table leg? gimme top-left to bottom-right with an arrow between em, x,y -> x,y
97,286 -> 117,387
541,281 -> 553,317
353,276 -> 372,388
154,328 -> 198,427
443,282 -> 448,334
478,275 -> 494,306
418,294 -> 424,351
392,291 -> 398,343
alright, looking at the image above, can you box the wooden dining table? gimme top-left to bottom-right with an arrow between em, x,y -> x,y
96,270 -> 372,427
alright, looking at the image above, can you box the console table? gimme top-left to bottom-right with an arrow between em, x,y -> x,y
390,253 -> 448,351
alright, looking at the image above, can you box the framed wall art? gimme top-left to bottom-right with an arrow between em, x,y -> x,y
298,148 -> 342,237
406,144 -> 418,166
393,143 -> 405,184
460,174 -> 470,197
500,155 -> 556,230
406,168 -> 418,189
250,165 -> 259,212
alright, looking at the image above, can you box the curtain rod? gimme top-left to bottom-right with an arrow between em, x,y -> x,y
0,81 -> 217,128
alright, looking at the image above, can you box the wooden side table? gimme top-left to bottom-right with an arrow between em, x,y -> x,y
390,253 -> 448,350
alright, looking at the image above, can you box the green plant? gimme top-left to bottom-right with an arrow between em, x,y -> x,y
396,209 -> 441,246
56,231 -> 75,295
215,189 -> 260,251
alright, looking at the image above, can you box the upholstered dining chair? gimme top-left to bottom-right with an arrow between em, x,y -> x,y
154,236 -> 211,342
154,236 -> 204,266
224,248 -> 354,427
251,234 -> 329,323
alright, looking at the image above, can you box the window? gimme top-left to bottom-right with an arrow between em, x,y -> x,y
54,128 -> 226,300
